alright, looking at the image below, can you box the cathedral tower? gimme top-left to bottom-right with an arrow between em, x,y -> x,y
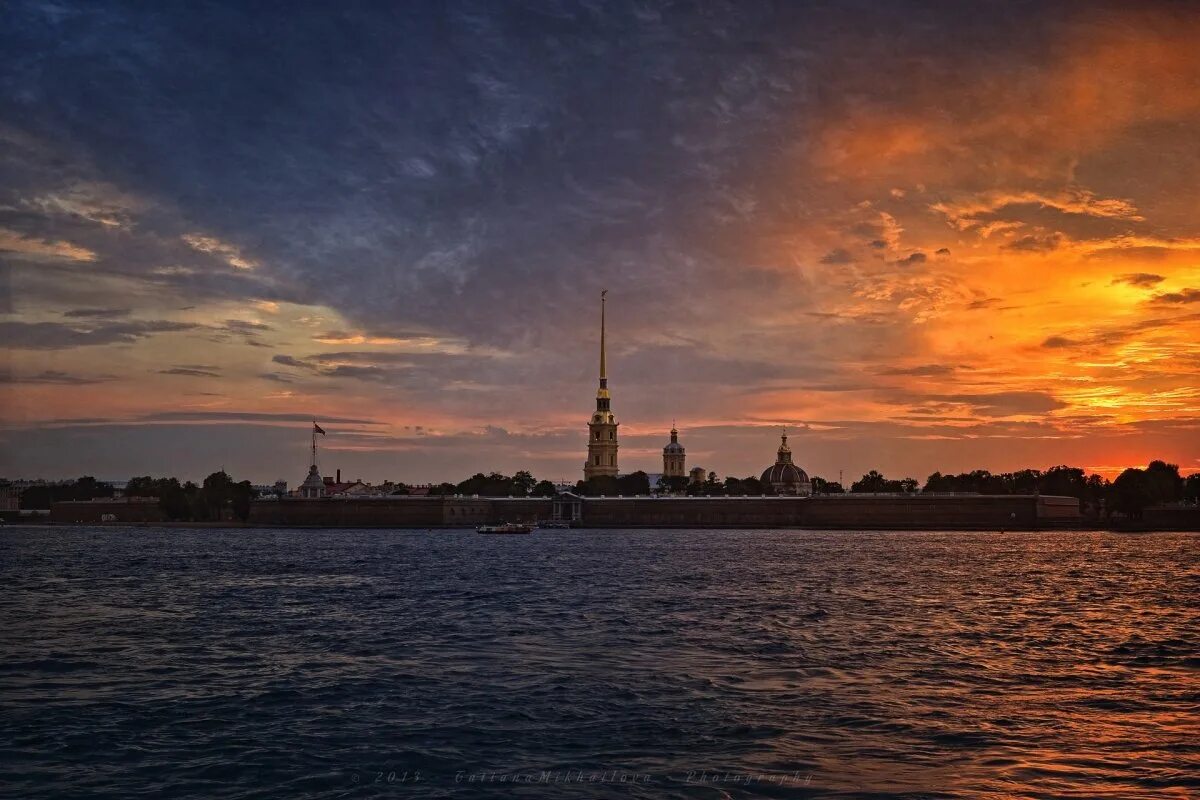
662,424 -> 685,478
584,290 -> 619,480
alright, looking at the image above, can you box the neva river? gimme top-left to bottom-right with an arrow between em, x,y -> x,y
1,527 -> 1196,799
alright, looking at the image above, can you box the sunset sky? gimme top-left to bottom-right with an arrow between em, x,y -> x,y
3,1 -> 1200,485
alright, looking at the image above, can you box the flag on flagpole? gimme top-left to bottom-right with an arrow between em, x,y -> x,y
313,422 -> 326,435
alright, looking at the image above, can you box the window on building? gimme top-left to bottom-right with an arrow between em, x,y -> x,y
595,456 -> 600,465
609,431 -> 614,439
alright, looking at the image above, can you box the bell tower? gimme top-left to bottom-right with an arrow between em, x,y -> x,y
584,290 -> 619,480
662,423 -> 686,478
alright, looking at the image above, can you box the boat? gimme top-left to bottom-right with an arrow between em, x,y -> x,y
476,522 -> 534,535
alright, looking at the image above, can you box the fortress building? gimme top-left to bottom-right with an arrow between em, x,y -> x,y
299,421 -> 327,498
662,424 -> 686,478
583,291 -> 619,480
761,431 -> 811,496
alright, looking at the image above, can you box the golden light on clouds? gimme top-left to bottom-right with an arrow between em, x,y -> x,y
181,233 -> 257,270
0,227 -> 96,262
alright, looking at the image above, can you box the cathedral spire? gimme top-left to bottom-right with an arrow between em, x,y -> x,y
599,289 -> 607,387
584,289 -> 618,480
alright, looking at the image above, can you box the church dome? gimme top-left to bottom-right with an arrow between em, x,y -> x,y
760,462 -> 810,487
760,432 -> 811,495
663,426 -> 685,454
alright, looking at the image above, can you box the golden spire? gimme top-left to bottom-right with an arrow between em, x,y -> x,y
599,289 -> 607,382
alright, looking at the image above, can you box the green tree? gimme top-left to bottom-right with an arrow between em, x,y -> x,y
532,480 -> 558,497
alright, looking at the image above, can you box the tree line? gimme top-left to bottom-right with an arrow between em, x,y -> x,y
429,461 -> 1200,518
11,460 -> 1197,520
16,472 -> 258,522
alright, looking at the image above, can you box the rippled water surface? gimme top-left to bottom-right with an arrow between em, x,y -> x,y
1,527 -> 1197,799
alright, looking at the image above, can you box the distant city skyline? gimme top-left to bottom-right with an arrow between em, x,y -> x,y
4,2 -> 1200,484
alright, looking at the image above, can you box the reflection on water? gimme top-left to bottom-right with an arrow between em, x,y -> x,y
1,528 -> 1196,798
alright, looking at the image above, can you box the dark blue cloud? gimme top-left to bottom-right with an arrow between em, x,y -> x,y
1,0 -> 1070,348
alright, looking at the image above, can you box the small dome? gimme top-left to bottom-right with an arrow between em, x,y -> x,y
663,441 -> 685,454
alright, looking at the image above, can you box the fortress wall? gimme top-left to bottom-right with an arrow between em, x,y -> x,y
579,497 -> 807,528
487,498 -> 554,523
1037,495 -> 1084,522
1138,505 -> 1200,531
799,495 -> 1041,530
442,498 -> 490,526
50,499 -> 167,524
236,494 -> 1080,529
249,497 -> 448,527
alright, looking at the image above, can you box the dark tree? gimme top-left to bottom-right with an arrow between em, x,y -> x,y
512,470 -> 537,497
20,476 -> 115,509
811,476 -> 844,494
1144,460 -> 1183,504
125,476 -> 193,520
1184,473 -> 1200,504
231,480 -> 256,521
656,475 -> 690,494
578,476 -> 620,497
532,480 -> 558,497
851,471 -> 889,493
1111,468 -> 1152,519
457,472 -> 519,496
740,476 -> 765,495
617,471 -> 651,496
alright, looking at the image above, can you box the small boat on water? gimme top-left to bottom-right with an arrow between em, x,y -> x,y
476,522 -> 534,535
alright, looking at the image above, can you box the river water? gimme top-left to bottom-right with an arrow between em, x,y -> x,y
1,527 -> 1196,799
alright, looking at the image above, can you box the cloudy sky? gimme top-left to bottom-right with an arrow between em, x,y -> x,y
3,0 -> 1200,485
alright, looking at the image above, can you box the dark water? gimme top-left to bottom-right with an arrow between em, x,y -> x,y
1,528 -> 1197,799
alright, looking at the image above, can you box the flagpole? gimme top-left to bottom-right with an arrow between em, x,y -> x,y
311,420 -> 317,469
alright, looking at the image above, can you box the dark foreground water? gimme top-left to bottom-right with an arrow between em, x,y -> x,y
1,528 -> 1197,799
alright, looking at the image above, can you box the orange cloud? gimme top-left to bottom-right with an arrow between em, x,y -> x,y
812,8 -> 1200,182
0,227 -> 96,262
